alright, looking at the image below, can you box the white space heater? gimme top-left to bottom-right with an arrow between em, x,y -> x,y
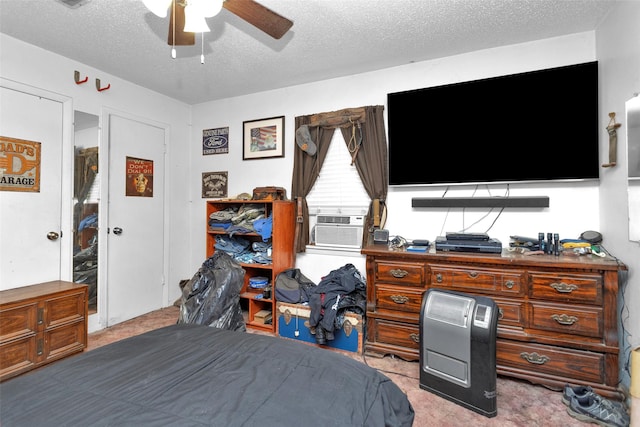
419,288 -> 498,418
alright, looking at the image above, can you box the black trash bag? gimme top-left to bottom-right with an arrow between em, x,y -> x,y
178,251 -> 246,331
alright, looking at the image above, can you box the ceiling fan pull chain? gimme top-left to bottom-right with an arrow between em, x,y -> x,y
201,32 -> 205,64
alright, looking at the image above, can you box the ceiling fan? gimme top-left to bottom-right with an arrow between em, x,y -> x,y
151,0 -> 293,46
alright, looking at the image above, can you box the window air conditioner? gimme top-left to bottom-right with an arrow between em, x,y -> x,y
314,215 -> 365,248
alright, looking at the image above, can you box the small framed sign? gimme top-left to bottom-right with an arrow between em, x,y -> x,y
202,127 -> 229,155
202,171 -> 228,198
125,156 -> 154,197
0,136 -> 41,192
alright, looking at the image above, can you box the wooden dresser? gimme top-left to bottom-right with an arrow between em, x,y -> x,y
0,280 -> 88,381
361,243 -> 627,399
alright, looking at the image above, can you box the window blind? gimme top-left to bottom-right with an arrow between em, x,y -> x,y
306,132 -> 369,215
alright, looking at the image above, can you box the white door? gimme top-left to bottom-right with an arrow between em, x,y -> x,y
0,86 -> 70,289
104,113 -> 166,326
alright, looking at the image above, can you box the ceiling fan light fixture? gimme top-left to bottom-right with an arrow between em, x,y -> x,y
142,0 -> 172,18
183,4 -> 211,33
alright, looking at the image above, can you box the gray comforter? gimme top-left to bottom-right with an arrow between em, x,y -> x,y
0,324 -> 414,427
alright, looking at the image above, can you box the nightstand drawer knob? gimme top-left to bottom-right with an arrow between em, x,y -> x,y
410,333 -> 420,343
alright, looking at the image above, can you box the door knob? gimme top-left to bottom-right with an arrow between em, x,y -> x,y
47,231 -> 60,241
113,227 -> 123,235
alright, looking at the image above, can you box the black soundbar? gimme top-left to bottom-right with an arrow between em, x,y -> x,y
411,196 -> 549,208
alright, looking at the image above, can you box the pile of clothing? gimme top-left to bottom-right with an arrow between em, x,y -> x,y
308,264 -> 367,345
208,204 -> 272,241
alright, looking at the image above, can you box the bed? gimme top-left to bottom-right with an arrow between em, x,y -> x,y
0,323 -> 414,427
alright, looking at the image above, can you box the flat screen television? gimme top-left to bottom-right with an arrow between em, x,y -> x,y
387,61 -> 599,187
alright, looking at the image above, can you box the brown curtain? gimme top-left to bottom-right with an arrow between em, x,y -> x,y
291,105 -> 388,253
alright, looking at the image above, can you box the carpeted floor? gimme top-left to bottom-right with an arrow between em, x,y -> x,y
87,306 -> 593,426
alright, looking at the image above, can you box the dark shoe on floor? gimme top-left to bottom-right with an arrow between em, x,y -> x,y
315,326 -> 327,345
567,394 -> 630,427
562,384 -> 627,412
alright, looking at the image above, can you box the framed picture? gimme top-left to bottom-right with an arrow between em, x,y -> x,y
242,116 -> 285,160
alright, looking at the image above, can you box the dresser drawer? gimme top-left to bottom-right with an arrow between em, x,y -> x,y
44,292 -> 87,329
375,284 -> 424,315
530,302 -> 602,338
494,298 -> 526,329
530,272 -> 602,304
44,320 -> 86,361
375,261 -> 424,287
0,335 -> 37,378
498,340 -> 604,383
0,303 -> 38,343
368,318 -> 420,351
430,264 -> 524,296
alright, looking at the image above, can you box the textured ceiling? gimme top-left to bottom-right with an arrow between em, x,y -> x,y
0,0 -> 617,105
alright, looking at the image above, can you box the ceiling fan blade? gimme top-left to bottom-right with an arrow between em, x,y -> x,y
223,0 -> 293,39
167,0 -> 195,46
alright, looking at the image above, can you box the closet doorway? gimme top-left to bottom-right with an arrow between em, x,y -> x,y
0,84 -> 71,289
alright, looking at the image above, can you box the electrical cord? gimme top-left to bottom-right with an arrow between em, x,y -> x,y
359,352 -> 420,381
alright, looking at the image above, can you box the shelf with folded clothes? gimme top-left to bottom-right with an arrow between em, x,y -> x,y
205,199 -> 295,333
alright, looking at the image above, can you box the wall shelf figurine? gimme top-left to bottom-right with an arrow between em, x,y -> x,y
602,112 -> 621,168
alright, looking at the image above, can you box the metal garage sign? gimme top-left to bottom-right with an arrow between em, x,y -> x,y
125,156 -> 154,197
0,136 -> 41,192
202,127 -> 229,155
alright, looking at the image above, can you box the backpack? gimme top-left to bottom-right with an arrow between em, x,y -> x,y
275,268 -> 316,304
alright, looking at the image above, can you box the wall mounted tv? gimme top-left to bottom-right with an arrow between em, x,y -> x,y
387,61 -> 599,187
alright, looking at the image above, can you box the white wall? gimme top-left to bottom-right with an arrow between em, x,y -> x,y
190,32 -> 600,281
0,34 -> 194,311
596,1 -> 640,391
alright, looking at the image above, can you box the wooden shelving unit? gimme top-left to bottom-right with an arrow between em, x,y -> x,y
206,199 -> 295,333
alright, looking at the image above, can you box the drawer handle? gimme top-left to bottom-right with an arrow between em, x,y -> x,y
435,273 -> 443,283
550,282 -> 578,293
37,308 -> 44,325
37,338 -> 44,356
520,352 -> 550,365
498,307 -> 504,319
468,271 -> 479,278
505,280 -> 515,289
551,313 -> 578,325
390,269 -> 409,278
390,295 -> 409,304
410,333 -> 420,343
